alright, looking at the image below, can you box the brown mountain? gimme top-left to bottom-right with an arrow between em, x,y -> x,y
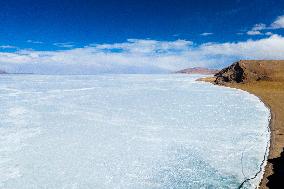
214,60 -> 284,84
175,67 -> 219,75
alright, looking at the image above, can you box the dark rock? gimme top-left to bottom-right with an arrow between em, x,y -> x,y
214,60 -> 274,84
267,148 -> 284,188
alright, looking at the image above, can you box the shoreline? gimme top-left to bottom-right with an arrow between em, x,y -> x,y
220,84 -> 272,189
198,76 -> 283,189
228,85 -> 276,189
199,79 -> 272,188
258,97 -> 275,189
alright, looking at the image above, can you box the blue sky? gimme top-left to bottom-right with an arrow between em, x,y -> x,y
1,0 -> 284,74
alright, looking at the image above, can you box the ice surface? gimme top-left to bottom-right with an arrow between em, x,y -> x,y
0,74 -> 270,188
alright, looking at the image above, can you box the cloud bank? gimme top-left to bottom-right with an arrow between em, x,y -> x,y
1,35 -> 284,74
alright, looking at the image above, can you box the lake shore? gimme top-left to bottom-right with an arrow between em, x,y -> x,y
220,81 -> 283,189
197,60 -> 284,188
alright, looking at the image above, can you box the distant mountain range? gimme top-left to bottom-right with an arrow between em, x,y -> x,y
1,67 -> 220,75
175,67 -> 219,75
0,69 -> 7,74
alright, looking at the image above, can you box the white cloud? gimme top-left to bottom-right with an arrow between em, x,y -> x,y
271,15 -> 284,29
0,45 -> 17,49
246,23 -> 266,35
27,40 -> 43,44
251,23 -> 266,31
53,42 -> 75,48
247,30 -> 262,35
265,32 -> 273,36
200,32 -> 213,36
93,39 -> 192,54
173,33 -> 181,37
1,35 -> 284,74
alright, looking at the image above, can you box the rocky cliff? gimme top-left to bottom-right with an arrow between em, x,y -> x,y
214,60 -> 284,84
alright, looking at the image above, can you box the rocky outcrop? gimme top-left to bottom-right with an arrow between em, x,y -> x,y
175,67 -> 219,75
215,61 -> 245,83
214,60 -> 284,84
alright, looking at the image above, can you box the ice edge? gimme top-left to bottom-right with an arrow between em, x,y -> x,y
237,93 -> 271,189
211,84 -> 271,189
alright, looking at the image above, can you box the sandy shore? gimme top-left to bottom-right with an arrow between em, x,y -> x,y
198,77 -> 284,188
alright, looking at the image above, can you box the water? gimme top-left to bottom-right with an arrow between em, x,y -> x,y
0,74 -> 270,189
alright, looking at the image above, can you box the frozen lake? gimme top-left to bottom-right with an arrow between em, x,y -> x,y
0,74 -> 270,189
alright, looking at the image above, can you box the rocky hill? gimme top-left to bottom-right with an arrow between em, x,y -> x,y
214,60 -> 284,84
175,67 -> 219,75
